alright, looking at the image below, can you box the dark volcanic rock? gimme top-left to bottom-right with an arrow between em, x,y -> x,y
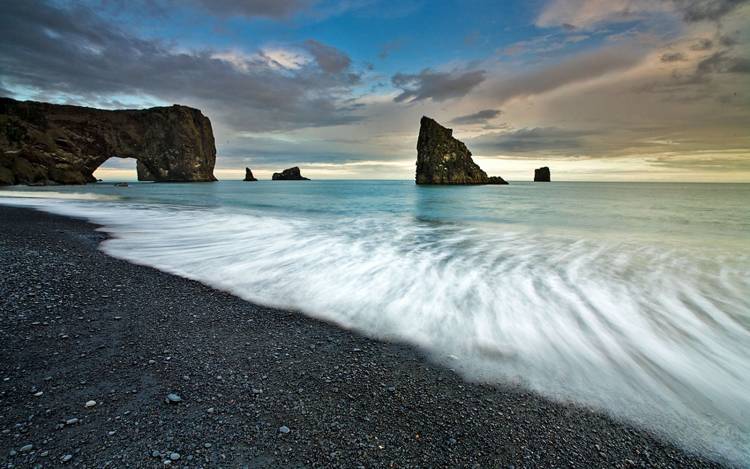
416,116 -> 507,185
0,97 -> 217,185
272,166 -> 309,180
534,166 -> 551,182
243,167 -> 258,181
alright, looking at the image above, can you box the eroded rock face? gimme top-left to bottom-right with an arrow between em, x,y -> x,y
534,166 -> 551,182
272,167 -> 309,180
243,167 -> 258,181
416,116 -> 507,185
0,97 -> 217,185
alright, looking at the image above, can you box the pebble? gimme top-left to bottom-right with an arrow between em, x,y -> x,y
65,418 -> 79,425
169,452 -> 180,461
207,407 -> 214,413
19,444 -> 33,453
85,400 -> 97,408
278,425 -> 290,434
151,450 -> 160,458
165,393 -> 182,403
61,454 -> 73,463
203,443 -> 212,449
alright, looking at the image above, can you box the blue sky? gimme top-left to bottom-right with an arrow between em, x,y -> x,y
2,0 -> 749,180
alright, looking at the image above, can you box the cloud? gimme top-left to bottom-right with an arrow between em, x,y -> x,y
671,0 -> 750,22
303,39 -> 353,74
536,0 -> 666,29
391,69 -> 486,103
689,38 -> 714,50
378,39 -> 404,60
469,127 -> 591,154
661,51 -> 688,62
485,45 -> 643,104
696,51 -> 750,75
0,0 -> 363,132
449,109 -> 502,125
186,0 -> 314,18
536,0 -> 749,29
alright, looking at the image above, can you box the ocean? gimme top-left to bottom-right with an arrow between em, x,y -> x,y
1,180 -> 749,465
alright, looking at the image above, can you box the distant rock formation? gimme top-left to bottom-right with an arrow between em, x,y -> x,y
272,167 -> 309,180
416,116 -> 507,185
534,166 -> 551,182
0,97 -> 217,185
243,167 -> 258,181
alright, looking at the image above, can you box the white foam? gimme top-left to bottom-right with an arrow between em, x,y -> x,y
0,190 -> 120,201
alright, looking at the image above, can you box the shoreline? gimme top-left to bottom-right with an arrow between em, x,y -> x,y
0,205 -> 726,468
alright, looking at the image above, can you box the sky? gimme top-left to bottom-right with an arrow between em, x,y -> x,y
1,0 -> 749,181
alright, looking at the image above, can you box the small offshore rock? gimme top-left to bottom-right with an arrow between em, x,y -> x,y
534,166 -> 551,182
272,167 -> 309,181
165,393 -> 182,403
243,167 -> 258,181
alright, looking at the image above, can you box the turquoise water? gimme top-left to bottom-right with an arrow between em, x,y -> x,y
2,180 -> 749,465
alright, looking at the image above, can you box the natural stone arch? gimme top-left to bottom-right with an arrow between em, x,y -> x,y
0,98 -> 217,185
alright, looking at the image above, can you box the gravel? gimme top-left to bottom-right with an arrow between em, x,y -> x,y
0,206 -> 728,468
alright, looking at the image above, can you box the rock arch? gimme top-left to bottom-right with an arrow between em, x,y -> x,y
0,98 -> 217,185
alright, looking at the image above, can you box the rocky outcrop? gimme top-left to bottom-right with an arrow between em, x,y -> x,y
534,166 -> 550,182
0,97 -> 217,185
416,116 -> 507,185
272,167 -> 309,180
243,167 -> 258,181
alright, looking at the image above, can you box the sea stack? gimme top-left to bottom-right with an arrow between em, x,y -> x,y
0,97 -> 217,185
243,168 -> 258,181
416,116 -> 507,185
272,167 -> 309,180
534,166 -> 551,182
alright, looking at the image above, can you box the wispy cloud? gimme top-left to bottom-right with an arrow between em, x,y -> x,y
391,69 -> 486,103
449,109 -> 502,125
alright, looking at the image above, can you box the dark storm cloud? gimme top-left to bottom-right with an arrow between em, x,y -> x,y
391,69 -> 486,103
449,109 -> 502,125
661,52 -> 688,62
670,0 -> 750,22
469,128 -> 590,154
0,0 -> 363,132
